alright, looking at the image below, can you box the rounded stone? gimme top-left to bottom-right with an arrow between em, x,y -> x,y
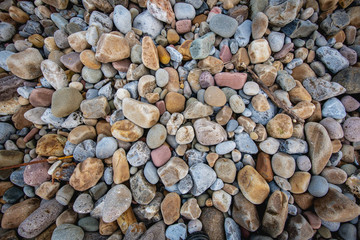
52,224 -> 84,240
111,120 -> 144,142
204,86 -> 226,107
343,117 -> 360,142
266,114 -> 293,139
146,124 -> 167,149
165,92 -> 186,113
96,137 -> 118,159
308,175 -> 329,198
271,153 -> 296,179
51,87 -> 83,118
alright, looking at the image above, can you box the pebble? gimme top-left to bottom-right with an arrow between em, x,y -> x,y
190,32 -> 215,60
268,32 -> 285,52
343,117 -> 360,142
316,46 -> 349,74
102,184 -> 132,223
322,97 -> 346,119
96,137 -> 118,159
113,5 -> 132,34
70,157 -> 104,191
127,141 -> 151,167
209,14 -> 238,38
234,20 -> 252,47
189,163 -> 216,196
73,193 -> 94,214
194,118 -> 227,146
122,98 -> 160,129
7,48 -> 43,80
158,157 -> 188,187
165,223 -> 187,240
174,3 -> 195,20
133,11 -> 163,39
130,169 -> 156,204
52,224 -> 84,240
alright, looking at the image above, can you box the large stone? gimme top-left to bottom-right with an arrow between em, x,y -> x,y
237,165 -> 269,204
232,192 -> 260,232
157,157 -> 189,187
316,46 -> 349,74
6,48 -> 43,80
36,134 -> 66,157
80,96 -> 110,119
248,39 -> 271,64
189,163 -> 217,196
111,120 -> 144,142
286,214 -> 315,240
262,191 -> 288,238
68,125 -> 96,144
95,33 -> 130,63
0,75 -> 25,101
161,192 -> 181,225
51,87 -> 83,117
102,184 -> 132,223
190,32 -> 215,60
303,77 -> 346,102
0,150 -> 23,168
112,148 -> 130,184
194,118 -> 227,146
266,113 -> 293,139
133,10 -> 164,39
264,0 -> 302,27
332,67 -> 360,94
122,98 -> 160,128
142,36 -> 160,70
130,169 -> 156,205
147,0 -> 175,24
69,158 -> 104,191
200,207 -> 225,240
183,101 -> 213,119
41,59 -> 68,90
305,122 -> 332,175
314,188 -> 360,222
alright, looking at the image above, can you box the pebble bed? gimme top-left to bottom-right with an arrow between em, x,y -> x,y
0,0 -> 359,239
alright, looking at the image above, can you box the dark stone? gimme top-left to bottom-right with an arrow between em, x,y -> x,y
0,75 -> 25,101
332,67 -> 360,94
200,207 -> 225,240
3,187 -> 24,204
281,19 -> 318,38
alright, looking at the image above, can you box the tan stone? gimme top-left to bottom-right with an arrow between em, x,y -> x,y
68,31 -> 90,52
138,75 -> 156,98
42,0 -> 69,9
262,190 -> 288,238
96,33 -> 130,63
248,39 -> 271,64
6,48 -> 43,80
111,120 -> 144,142
206,153 -> 219,167
165,92 -> 186,113
142,36 -> 159,70
266,113 -> 293,139
36,134 -> 67,157
99,219 -> 118,236
157,157 -> 188,187
293,192 -> 314,210
69,157 -> 104,191
214,158 -> 236,183
215,106 -> 233,125
291,63 -> 316,82
111,148 -> 130,184
231,47 -> 250,70
237,165 -> 270,204
122,98 -> 160,129
292,101 -> 315,119
251,94 -> 270,112
117,207 -> 137,234
256,152 -> 273,182
232,192 -> 260,232
345,175 -> 360,199
187,68 -> 202,93
180,198 -> 201,220
80,50 -> 101,69
9,6 -> 29,23
198,56 -> 224,74
183,101 -> 213,119
288,80 -> 312,104
80,96 -> 110,119
287,214 -> 315,240
178,40 -> 192,61
35,181 -> 60,200
212,190 -> 232,212
314,188 -> 360,222
194,118 -> 227,146
0,181 -> 13,197
289,171 -> 311,194
321,166 -> 347,185
1,198 -> 40,229
167,29 -> 179,44
0,97 -> 21,115
164,67 -> 180,92
56,209 -> 77,226
204,86 -> 226,107
254,64 -> 277,86
68,125 -> 96,144
161,192 -> 181,225
175,126 -> 195,144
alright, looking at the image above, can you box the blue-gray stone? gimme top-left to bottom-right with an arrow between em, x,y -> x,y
64,141 -> 76,156
73,139 -> 96,162
89,11 -> 113,33
165,223 -> 187,240
10,167 -> 26,187
22,20 -> 42,35
0,22 -> 16,42
185,149 -> 207,167
3,187 -> 24,204
288,204 -> 298,215
41,108 -> 65,128
234,20 -> 252,47
210,178 -> 224,191
127,141 -> 150,167
225,218 -> 241,240
78,217 -> 99,232
0,123 -> 15,144
133,11 -> 163,39
17,86 -> 34,99
174,3 -> 196,20
226,119 -> 238,132
166,46 -> 183,62
96,137 -> 118,159
268,31 -> 285,52
229,39 -> 239,54
276,71 -> 296,91
113,5 -> 132,34
322,97 -> 346,119
316,46 -> 349,74
269,181 -> 281,193
302,77 -> 346,102
52,224 -> 84,240
23,185 -> 35,198
308,176 -> 329,197
279,138 -> 308,154
61,112 -> 83,129
235,132 -> 258,154
40,77 -> 53,89
321,220 -> 340,232
215,141 -> 236,155
0,51 -> 14,71
320,10 -> 350,36
51,13 -> 68,30
185,0 -> 203,9
330,151 -> 343,166
123,81 -> 139,99
339,223 -> 357,240
249,99 -> 277,125
103,167 -> 113,185
165,183 -> 182,195
190,32 -> 215,59
281,19 -> 318,38
286,58 -> 303,70
86,89 -> 99,99
144,161 -> 159,185
98,83 -> 113,100
178,174 -> 193,194
190,163 -> 216,196
209,14 -> 238,38
19,1 -> 35,14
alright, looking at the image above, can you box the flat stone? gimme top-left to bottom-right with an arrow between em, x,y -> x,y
95,33 -> 130,63
126,141 -> 150,167
111,120 -> 144,142
130,169 -> 156,205
189,163 -> 216,196
194,118 -> 227,146
316,46 -> 349,74
102,184 -> 132,223
6,48 -> 43,80
157,157 -> 189,187
80,96 -> 110,119
286,214 -> 315,240
161,192 -> 181,225
122,98 -> 160,129
303,77 -> 346,102
189,32 -> 215,59
209,14 -> 238,38
142,36 -> 160,71
234,20 -> 252,47
41,59 -> 68,90
69,157 -> 104,191
332,67 -> 360,94
51,87 -> 82,118
36,134 -> 66,157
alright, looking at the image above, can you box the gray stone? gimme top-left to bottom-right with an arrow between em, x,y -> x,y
144,161 -> 159,184
3,187 -> 24,203
113,5 -> 132,34
185,149 -> 207,167
78,217 -> 99,232
89,11 -> 113,33
64,141 -> 76,156
73,139 -> 96,162
61,112 -> 84,129
127,141 -> 151,167
96,137 -> 118,159
133,11 -> 163,39
322,97 -> 346,119
139,221 -> 166,240
308,176 -> 329,198
0,22 -> 16,42
102,184 -> 132,223
104,167 -> 113,185
174,3 -> 195,20
303,77 -> 346,102
249,99 -> 277,125
210,178 -> 224,191
73,193 -> 94,214
316,46 -> 349,74
225,218 -> 242,240
10,167 -> 25,187
165,223 -> 187,240
320,10 -> 350,36
52,224 -> 84,240
276,71 -> 296,91
190,32 -> 215,59
130,169 -> 156,205
234,20 -> 252,47
56,184 -> 75,206
89,182 -> 107,200
339,223 -> 357,240
235,132 -> 258,154
189,163 -> 216,196
0,51 -> 14,71
82,66 -> 103,84
209,14 -> 238,38
0,123 -> 15,144
166,46 -> 183,62
268,32 -> 285,52
281,19 -> 318,38
54,30 -> 69,49
41,108 -> 65,128
279,138 -> 308,154
215,141 -> 236,155
178,174 -> 193,194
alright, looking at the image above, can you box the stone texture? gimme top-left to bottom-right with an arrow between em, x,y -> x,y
36,134 -> 66,157
95,33 -> 130,63
69,158 -> 104,191
157,157 -> 188,187
266,114 -> 293,139
194,118 -> 227,146
142,36 -> 159,71
51,87 -> 83,117
6,48 -> 43,80
111,120 -> 144,142
200,207 -> 225,240
161,192 -> 180,225
130,169 -> 156,205
102,184 -> 132,223
122,98 -> 160,128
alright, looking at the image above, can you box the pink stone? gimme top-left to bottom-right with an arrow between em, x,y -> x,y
219,45 -> 232,62
207,7 -> 221,22
303,211 -> 321,230
339,46 -> 357,65
176,20 -> 192,34
156,100 -> 166,115
199,71 -> 215,88
60,52 -> 83,72
23,158 -> 51,186
112,59 -> 131,72
151,144 -> 171,167
343,117 -> 360,142
29,88 -> 54,107
341,95 -> 360,112
214,72 -> 247,89
274,43 -> 294,59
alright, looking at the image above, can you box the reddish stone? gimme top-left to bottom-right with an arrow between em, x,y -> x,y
214,72 -> 247,89
23,158 -> 51,186
199,71 -> 215,88
29,88 -> 54,107
176,20 -> 192,34
60,52 -> 83,72
303,211 -> 321,230
12,105 -> 33,129
156,100 -> 166,115
341,95 -> 360,112
219,45 -> 232,63
24,128 -> 39,142
112,59 -> 131,72
274,43 -> 294,59
151,144 -> 171,167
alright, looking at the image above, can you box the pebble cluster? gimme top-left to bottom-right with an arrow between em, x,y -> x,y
0,0 -> 360,239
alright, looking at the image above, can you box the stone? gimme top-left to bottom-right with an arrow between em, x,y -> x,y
41,59 -> 69,90
35,181 -> 60,200
29,88 -> 53,108
262,191 -> 288,238
174,2 -> 195,20
51,87 -> 82,118
142,36 -> 160,71
36,134 -> 66,157
271,153 -> 296,179
165,92 -> 185,113
102,184 -> 132,223
214,72 -> 247,90
198,56 -> 224,74
248,39 -> 271,64
319,117 -> 344,139
157,157 -> 188,187
17,199 -> 64,239
69,158 -> 104,191
113,5 -> 132,34
341,95 -> 360,112
237,165 -> 270,204
73,193 -> 94,214
127,141 -> 150,167
302,77 -> 345,102
224,218 -> 242,240
23,159 -> 50,186
215,141 -> 236,155
194,118 -> 227,146
0,75 -> 24,102
213,158 -> 236,183
322,97 -> 346,119
147,124 -> 167,149
332,67 -> 360,94
139,221 -> 166,240
321,167 -> 347,185
60,52 -> 83,72
68,125 -> 96,145
52,224 -> 84,240
267,32 -> 285,53
234,20 -> 252,47
289,171 -> 311,194
1,198 -> 40,229
112,148 -> 130,184
183,100 -> 213,119
209,14 -> 238,38
147,0 -> 175,24
190,32 -> 215,59
180,198 -> 201,220
314,188 -> 360,222
122,98 -> 160,129
212,190 -> 232,212
266,114 -> 293,139
176,126 -> 195,145
0,22 -> 15,42
0,122 -> 15,144
308,175 -> 329,198
96,137 -> 118,159
305,122 -> 332,175
316,46 -> 349,74
95,33 -> 130,63
204,86 -> 226,107
111,120 -> 143,142
190,163 -> 216,196
161,192 -> 181,225
56,184 -> 74,206
80,96 -> 110,119
252,12 -> 268,39
235,132 -> 258,154
343,117 -> 360,142
130,169 -> 156,205
6,48 -> 43,80
151,144 -> 171,167
265,0 -> 302,27
282,19 -> 318,38
200,207 -> 225,240
286,214 -> 315,240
